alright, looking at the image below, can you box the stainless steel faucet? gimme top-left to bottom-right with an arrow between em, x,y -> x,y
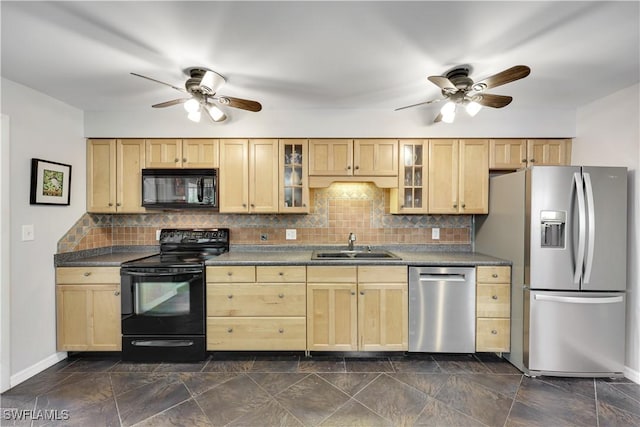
348,232 -> 356,251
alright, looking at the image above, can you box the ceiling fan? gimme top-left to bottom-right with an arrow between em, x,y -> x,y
395,65 -> 530,123
131,67 -> 262,123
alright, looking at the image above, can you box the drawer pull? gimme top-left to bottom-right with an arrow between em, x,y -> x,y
114,291 -> 120,296
491,330 -> 498,335
360,291 -> 365,295
227,272 -> 233,276
227,295 -> 233,299
83,272 -> 91,277
492,295 -> 498,300
278,328 -> 284,333
278,272 -> 284,276
278,293 -> 284,298
351,291 -> 356,296
227,328 -> 233,333
492,273 -> 498,278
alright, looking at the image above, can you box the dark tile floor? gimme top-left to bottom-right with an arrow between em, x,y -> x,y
1,353 -> 639,427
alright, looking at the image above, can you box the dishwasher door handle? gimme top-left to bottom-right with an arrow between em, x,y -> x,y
418,274 -> 467,282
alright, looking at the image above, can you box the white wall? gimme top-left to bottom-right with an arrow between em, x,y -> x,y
574,83 -> 640,382
1,78 -> 85,384
85,106 -> 576,138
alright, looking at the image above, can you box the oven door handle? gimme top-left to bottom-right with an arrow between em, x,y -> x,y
122,270 -> 202,277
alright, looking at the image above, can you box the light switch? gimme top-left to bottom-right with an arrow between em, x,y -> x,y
431,228 -> 440,240
285,229 -> 297,240
22,224 -> 35,241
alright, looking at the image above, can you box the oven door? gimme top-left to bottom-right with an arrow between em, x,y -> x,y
121,268 -> 205,336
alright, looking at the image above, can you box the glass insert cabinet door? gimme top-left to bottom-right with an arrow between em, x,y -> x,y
280,139 -> 309,213
398,141 -> 427,212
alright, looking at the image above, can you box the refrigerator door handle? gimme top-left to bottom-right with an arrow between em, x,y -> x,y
573,172 -> 587,284
534,294 -> 624,304
583,172 -> 596,284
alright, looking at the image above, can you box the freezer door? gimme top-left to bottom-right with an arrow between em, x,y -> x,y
526,290 -> 625,375
528,166 -> 581,290
581,167 -> 627,291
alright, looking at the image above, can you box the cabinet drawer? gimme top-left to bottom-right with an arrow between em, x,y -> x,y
476,266 -> 510,283
307,266 -> 357,283
207,317 -> 306,350
56,267 -> 120,284
206,266 -> 255,283
207,284 -> 305,316
476,318 -> 510,352
358,266 -> 407,283
476,283 -> 510,318
256,266 -> 306,283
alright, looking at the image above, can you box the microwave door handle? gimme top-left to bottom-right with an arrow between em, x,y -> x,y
197,178 -> 203,202
573,172 -> 586,285
583,172 -> 596,284
122,270 -> 201,277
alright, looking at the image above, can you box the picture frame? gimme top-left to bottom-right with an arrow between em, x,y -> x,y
30,158 -> 71,205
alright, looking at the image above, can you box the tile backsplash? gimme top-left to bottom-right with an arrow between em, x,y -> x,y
57,183 -> 472,253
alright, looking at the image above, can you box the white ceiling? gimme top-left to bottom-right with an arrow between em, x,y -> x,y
2,1 -> 639,116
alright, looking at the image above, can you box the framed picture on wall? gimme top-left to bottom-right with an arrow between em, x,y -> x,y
29,158 -> 71,205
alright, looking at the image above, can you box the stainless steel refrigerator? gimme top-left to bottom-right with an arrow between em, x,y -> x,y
476,166 -> 627,377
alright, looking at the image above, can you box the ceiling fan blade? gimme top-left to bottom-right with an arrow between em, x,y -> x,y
218,96 -> 262,112
474,93 -> 513,108
152,98 -> 191,108
472,65 -> 530,91
395,98 -> 443,111
131,72 -> 187,93
428,76 -> 456,91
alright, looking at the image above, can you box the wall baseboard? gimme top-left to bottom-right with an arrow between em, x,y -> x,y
9,352 -> 67,388
624,365 -> 640,384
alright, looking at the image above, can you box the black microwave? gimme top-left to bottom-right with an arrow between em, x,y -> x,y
142,169 -> 218,210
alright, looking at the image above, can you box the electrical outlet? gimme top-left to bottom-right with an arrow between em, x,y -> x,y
156,229 -> 161,240
285,229 -> 297,240
260,233 -> 268,241
432,228 -> 440,240
21,224 -> 34,241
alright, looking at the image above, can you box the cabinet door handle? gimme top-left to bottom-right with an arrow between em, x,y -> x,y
491,330 -> 498,335
227,294 -> 233,299
242,204 -> 247,208
346,166 -> 351,170
83,272 -> 91,277
521,158 -> 527,163
108,203 -> 113,207
278,328 -> 284,333
182,158 -> 187,163
453,203 -> 458,208
278,293 -> 284,298
227,328 -> 233,333
174,158 -> 179,163
354,166 -> 360,170
492,273 -> 498,278
114,291 -> 120,296
530,159 -> 536,163
351,291 -> 356,295
250,204 -> 255,208
116,202 -> 122,207
461,203 -> 466,209
360,291 -> 365,295
492,295 -> 498,300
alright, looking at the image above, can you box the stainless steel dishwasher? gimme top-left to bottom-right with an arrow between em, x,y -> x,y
408,266 -> 476,352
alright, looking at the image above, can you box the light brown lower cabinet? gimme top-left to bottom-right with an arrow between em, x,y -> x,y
475,266 -> 511,352
306,265 -> 408,352
206,265 -> 307,350
56,267 -> 121,351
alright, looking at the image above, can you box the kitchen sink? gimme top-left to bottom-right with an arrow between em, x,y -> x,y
311,250 -> 401,260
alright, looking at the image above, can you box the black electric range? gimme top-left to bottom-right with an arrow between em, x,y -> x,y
120,228 -> 229,362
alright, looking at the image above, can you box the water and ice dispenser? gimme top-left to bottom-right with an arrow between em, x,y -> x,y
540,211 -> 566,248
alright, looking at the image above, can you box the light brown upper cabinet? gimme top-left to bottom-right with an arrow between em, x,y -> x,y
219,139 -> 279,213
489,138 -> 571,170
87,138 -> 145,213
308,139 -> 398,187
145,138 -> 219,168
390,139 -> 428,214
428,139 -> 489,214
279,139 -> 310,213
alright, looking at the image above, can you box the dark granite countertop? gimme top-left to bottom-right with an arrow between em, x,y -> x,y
55,245 -> 509,268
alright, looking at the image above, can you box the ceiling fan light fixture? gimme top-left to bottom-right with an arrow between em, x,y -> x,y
440,101 -> 456,115
200,70 -> 226,94
466,101 -> 482,117
205,104 -> 226,122
184,98 -> 200,113
187,110 -> 201,122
